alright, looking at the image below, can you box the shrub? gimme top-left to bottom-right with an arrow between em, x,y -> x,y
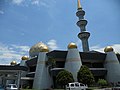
97,79 -> 107,87
56,70 -> 74,88
77,65 -> 95,86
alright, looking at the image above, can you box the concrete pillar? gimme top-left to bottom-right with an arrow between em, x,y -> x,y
65,43 -> 82,81
104,46 -> 120,84
33,52 -> 52,89
6,74 -> 14,85
20,60 -> 28,76
17,71 -> 21,89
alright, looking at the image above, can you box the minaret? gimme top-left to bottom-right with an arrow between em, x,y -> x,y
76,0 -> 90,52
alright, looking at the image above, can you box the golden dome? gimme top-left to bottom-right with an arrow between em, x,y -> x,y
10,60 -> 17,65
29,42 -> 49,57
104,46 -> 114,52
68,42 -> 77,49
21,56 -> 29,60
40,45 -> 49,52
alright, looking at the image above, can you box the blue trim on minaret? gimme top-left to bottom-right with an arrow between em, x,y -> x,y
76,0 -> 90,52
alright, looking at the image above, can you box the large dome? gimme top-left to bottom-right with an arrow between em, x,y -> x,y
29,42 -> 49,57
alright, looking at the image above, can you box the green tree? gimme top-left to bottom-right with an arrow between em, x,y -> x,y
77,65 -> 95,86
97,79 -> 107,87
56,70 -> 74,88
46,57 -> 56,75
46,57 -> 56,68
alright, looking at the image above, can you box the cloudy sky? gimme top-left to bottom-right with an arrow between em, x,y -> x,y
0,0 -> 120,64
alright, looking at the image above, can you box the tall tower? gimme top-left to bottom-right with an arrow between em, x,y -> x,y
76,0 -> 90,52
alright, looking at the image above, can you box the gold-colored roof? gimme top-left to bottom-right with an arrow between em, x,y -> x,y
78,0 -> 82,10
10,60 -> 17,65
68,42 -> 77,49
40,45 -> 49,52
104,46 -> 114,52
29,42 -> 49,56
21,56 -> 29,60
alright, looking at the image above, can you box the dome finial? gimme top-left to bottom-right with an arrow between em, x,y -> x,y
10,60 -> 17,66
68,42 -> 77,49
78,0 -> 82,10
21,56 -> 29,60
104,46 -> 114,52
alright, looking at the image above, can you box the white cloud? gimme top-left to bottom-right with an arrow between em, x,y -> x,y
11,45 -> 30,52
31,0 -> 56,8
11,0 -> 56,8
39,1 -> 48,7
90,45 -> 104,53
90,44 -> 120,53
0,10 -> 4,14
31,0 -> 39,6
111,44 -> 120,53
12,0 -> 24,5
47,39 -> 58,50
0,43 -> 30,65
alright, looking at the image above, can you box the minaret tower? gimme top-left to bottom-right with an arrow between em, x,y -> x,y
76,0 -> 90,52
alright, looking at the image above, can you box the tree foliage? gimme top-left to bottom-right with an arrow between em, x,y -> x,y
77,65 -> 95,86
47,57 -> 56,68
97,79 -> 107,87
56,70 -> 74,88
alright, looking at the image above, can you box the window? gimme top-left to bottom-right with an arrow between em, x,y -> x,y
75,83 -> 79,87
71,84 -> 74,87
12,85 -> 17,88
80,84 -> 84,86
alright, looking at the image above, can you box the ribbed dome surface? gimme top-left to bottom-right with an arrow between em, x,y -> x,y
29,42 -> 49,57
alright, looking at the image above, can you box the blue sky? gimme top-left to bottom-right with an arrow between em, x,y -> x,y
0,0 -> 120,64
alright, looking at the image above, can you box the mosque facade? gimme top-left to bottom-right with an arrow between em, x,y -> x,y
0,0 -> 120,89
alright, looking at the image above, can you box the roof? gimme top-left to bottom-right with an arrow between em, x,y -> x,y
47,50 -> 67,58
26,57 -> 37,67
80,51 -> 106,62
0,65 -> 28,71
26,50 -> 107,67
47,50 -> 106,62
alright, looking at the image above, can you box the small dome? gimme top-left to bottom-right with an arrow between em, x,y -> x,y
68,42 -> 77,49
104,46 -> 114,52
21,56 -> 29,60
10,61 -> 17,65
29,42 -> 49,57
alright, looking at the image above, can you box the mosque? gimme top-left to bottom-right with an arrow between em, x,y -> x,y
0,0 -> 120,89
